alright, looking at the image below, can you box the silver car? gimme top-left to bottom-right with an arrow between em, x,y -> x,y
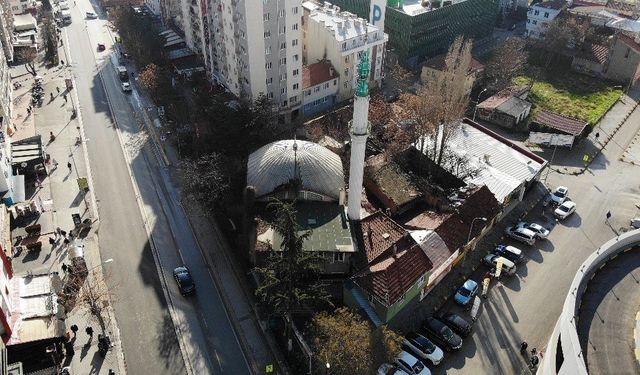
516,222 -> 549,239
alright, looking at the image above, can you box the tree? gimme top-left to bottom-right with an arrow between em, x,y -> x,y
63,266 -> 117,334
309,308 -> 403,375
254,201 -> 331,348
179,153 -> 230,214
484,37 -> 528,92
16,48 -> 38,76
139,63 -> 171,101
42,18 -> 58,65
395,36 -> 472,168
542,16 -> 587,68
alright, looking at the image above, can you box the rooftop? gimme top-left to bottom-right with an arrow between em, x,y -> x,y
496,96 -> 532,117
364,154 -> 422,211
422,53 -> 484,74
574,42 -> 610,65
399,0 -> 469,16
477,85 -> 530,110
534,110 -> 589,136
532,0 -> 567,10
271,202 -> 354,253
357,211 -> 414,265
303,61 -> 339,89
409,229 -> 453,269
308,3 -> 382,42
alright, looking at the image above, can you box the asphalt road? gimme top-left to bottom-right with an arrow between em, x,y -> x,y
431,100 -> 640,373
64,3 -> 251,375
577,247 -> 640,375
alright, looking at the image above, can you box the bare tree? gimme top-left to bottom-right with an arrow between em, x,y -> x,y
65,267 -> 118,334
16,48 -> 38,76
542,16 -> 587,68
484,37 -> 528,93
398,36 -> 472,167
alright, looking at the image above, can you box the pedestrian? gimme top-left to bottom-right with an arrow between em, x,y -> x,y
63,94 -> 67,103
531,347 -> 537,357
70,324 -> 78,336
63,238 -> 70,246
60,229 -> 67,238
27,106 -> 31,114
529,355 -> 539,369
56,87 -> 60,94
60,60 -> 64,66
48,237 -> 55,246
56,227 -> 62,238
53,159 -> 59,170
61,263 -> 68,273
67,162 -> 72,171
85,326 -> 93,337
520,341 -> 528,353
50,92 -> 54,101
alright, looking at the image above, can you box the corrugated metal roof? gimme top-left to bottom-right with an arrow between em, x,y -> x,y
247,140 -> 344,200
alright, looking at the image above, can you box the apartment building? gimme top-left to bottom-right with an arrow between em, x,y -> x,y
526,0 -> 566,39
181,0 -> 304,122
7,0 -> 36,15
0,36 -> 14,202
302,1 -> 387,102
0,0 -> 12,62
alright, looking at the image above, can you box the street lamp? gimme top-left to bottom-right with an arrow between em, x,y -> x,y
467,217 -> 488,245
88,258 -> 114,273
472,88 -> 488,122
326,362 -> 331,375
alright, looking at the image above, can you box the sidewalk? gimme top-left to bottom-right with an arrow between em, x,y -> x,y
9,52 -> 126,373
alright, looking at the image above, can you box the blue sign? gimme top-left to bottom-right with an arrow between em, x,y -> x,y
372,5 -> 382,25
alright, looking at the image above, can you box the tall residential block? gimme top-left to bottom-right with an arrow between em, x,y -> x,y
326,0 -> 499,69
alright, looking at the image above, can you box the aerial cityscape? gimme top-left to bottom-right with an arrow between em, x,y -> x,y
0,0 -> 638,374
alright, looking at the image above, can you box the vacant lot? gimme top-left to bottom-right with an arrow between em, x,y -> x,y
514,72 -> 622,125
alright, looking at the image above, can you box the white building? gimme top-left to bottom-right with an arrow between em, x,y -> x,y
7,0 -> 35,15
180,0 -> 304,122
0,35 -> 13,202
526,0 -> 567,39
144,0 -> 161,17
0,205 -> 13,342
0,0 -> 13,62
302,1 -> 387,103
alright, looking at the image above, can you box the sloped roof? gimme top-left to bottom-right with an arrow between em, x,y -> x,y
457,186 -> 501,237
433,214 -> 470,251
358,211 -> 413,265
497,96 -> 532,117
575,42 -> 610,64
534,111 -> 589,136
352,244 -> 433,306
477,85 -> 530,110
247,140 -> 344,200
303,61 -> 339,89
617,32 -> 640,53
410,229 -> 454,269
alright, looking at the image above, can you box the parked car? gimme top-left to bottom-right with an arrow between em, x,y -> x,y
403,332 -> 444,366
482,255 -> 517,276
454,279 -> 478,307
422,317 -> 462,351
97,43 -> 106,51
395,351 -> 431,375
554,201 -> 576,220
121,82 -> 132,92
439,312 -> 472,337
494,245 -> 524,263
378,363 -> 410,375
550,186 -> 569,205
516,222 -> 549,239
173,266 -> 195,295
504,226 -> 536,245
86,11 -> 98,19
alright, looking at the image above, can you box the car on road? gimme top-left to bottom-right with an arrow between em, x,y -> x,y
504,226 -> 537,245
422,317 -> 462,351
494,245 -> 523,263
482,255 -> 517,276
516,222 -> 549,239
97,43 -> 106,51
378,363 -> 410,375
86,11 -> 98,19
454,279 -> 478,307
554,201 -> 576,220
173,266 -> 195,295
121,82 -> 132,92
395,351 -> 431,375
550,186 -> 569,205
403,332 -> 444,366
59,0 -> 70,9
439,312 -> 472,337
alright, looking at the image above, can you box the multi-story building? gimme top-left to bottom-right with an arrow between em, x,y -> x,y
525,0 -> 566,39
302,1 -> 387,102
7,0 -> 36,15
302,61 -> 340,118
0,0 -> 13,62
324,0 -> 499,69
181,0 -> 304,122
0,35 -> 14,203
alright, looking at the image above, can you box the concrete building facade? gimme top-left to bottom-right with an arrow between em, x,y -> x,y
0,37 -> 13,199
302,61 -> 340,118
525,0 -> 565,39
604,33 -> 640,86
302,1 -> 387,102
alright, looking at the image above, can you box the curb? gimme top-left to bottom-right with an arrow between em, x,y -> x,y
635,311 -> 640,365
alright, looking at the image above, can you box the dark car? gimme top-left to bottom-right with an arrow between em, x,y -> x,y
421,317 -> 462,351
173,266 -> 195,295
494,245 -> 524,264
439,312 -> 472,337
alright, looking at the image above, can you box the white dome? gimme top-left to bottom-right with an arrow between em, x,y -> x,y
247,140 -> 344,200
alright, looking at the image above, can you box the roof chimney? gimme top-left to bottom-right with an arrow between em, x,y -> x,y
392,244 -> 398,257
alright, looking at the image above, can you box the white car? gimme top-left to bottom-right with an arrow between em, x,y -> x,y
86,12 -> 98,19
554,201 -> 576,220
395,351 -> 431,375
59,1 -> 70,9
403,332 -> 444,366
516,222 -> 549,239
550,186 -> 569,205
121,82 -> 132,92
504,226 -> 536,246
378,363 -> 410,375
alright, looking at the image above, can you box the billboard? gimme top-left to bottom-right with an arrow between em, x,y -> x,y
369,0 -> 386,31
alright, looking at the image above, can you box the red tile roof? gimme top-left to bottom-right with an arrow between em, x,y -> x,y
352,244 -> 433,306
303,61 -> 339,89
358,211 -> 414,265
477,85 -> 530,110
534,110 -> 589,135
422,54 -> 484,75
457,186 -> 501,237
575,42 -> 610,65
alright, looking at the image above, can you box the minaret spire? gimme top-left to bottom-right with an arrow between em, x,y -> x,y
347,48 -> 371,221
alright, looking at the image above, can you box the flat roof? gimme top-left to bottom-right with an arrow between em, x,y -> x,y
309,5 -> 381,42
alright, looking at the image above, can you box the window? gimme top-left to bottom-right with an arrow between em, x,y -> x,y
265,46 -> 271,55
418,274 -> 426,286
532,20 -> 537,25
625,47 -> 631,58
293,83 -> 299,90
344,82 -> 348,89
333,79 -> 337,85
266,77 -> 273,85
281,87 -> 287,94
264,30 -> 271,38
290,95 -> 297,103
334,252 -> 345,262
344,68 -> 349,76
280,41 -> 286,49
267,92 -> 273,99
292,69 -> 299,76
292,6 -> 298,14
292,23 -> 299,31
323,82 -> 329,89
342,42 -> 346,50
263,13 -> 270,21
544,12 -> 549,18
265,62 -> 272,69
292,39 -> 298,47
314,86 -> 320,93
279,9 -> 285,17
280,26 -> 286,34
534,10 -> 539,15
280,57 -> 287,64
305,89 -> 311,96
280,73 -> 287,80
293,54 -> 299,62
345,55 -> 349,63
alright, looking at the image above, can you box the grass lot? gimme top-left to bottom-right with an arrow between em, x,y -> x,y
513,72 -> 623,125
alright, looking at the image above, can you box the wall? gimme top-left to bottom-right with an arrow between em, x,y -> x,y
526,5 -> 561,39
605,36 -> 640,85
383,271 -> 430,322
421,66 -> 476,98
302,77 -> 339,118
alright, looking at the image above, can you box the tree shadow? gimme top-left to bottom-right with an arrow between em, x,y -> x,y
156,311 -> 187,372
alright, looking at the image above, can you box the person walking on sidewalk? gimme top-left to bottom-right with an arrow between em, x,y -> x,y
48,237 -> 55,247
86,326 -> 94,339
56,87 -> 60,94
67,162 -> 72,171
70,324 -> 78,336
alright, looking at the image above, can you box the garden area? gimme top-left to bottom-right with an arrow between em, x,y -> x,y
513,71 -> 623,125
